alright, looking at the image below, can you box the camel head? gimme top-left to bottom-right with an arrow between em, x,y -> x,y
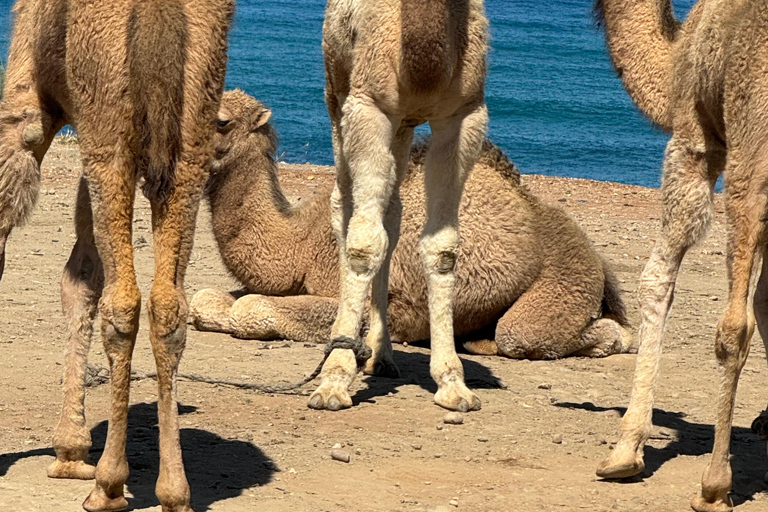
210,89 -> 276,180
0,103 -> 52,281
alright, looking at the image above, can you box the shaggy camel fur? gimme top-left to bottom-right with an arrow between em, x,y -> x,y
595,1 -> 768,510
0,1 -> 233,511
190,90 -> 633,361
316,0 -> 490,413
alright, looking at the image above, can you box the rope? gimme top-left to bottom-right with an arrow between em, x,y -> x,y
84,336 -> 372,394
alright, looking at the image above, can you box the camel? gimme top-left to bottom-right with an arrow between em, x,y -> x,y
0,1 -> 233,511
594,1 -> 768,510
190,90 -> 633,364
311,0 -> 491,413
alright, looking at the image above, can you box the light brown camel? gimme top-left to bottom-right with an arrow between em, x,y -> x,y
190,90 -> 633,362
594,1 -> 768,510
0,1 -> 233,511
314,0 -> 490,413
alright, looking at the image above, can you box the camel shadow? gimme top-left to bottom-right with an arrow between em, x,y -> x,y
0,402 -> 275,511
555,401 -> 768,507
353,344 -> 505,405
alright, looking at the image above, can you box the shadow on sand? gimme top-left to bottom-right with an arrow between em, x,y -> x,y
0,402 -> 275,511
353,344 -> 505,405
555,401 -> 768,507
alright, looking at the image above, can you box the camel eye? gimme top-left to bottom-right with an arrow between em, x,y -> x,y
216,118 -> 231,129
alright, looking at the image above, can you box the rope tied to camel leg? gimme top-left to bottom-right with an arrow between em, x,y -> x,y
324,335 -> 372,369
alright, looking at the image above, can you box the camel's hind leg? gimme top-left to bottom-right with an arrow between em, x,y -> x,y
48,178 -> 104,481
310,95 -> 397,410
597,133 -> 719,480
572,319 -> 633,357
692,157 -> 766,512
421,105 -> 487,412
363,124 -> 414,378
750,257 -> 768,440
493,269 -> 604,359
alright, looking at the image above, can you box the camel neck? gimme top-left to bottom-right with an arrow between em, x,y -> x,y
597,0 -> 679,130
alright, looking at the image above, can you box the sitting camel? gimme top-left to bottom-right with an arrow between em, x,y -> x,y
595,0 -> 768,510
191,90 -> 632,363
0,1 -> 233,511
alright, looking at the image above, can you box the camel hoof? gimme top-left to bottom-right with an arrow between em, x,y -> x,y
690,494 -> 733,512
596,452 -> 644,479
751,410 -> 768,437
363,359 -> 400,378
434,382 -> 481,412
82,487 -> 128,512
308,382 -> 352,411
47,459 -> 96,480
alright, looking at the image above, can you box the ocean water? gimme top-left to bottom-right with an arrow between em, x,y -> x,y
0,0 -> 696,187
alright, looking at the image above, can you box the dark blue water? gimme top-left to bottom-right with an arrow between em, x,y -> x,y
0,0 -> 696,187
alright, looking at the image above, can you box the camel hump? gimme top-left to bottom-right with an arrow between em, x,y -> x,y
128,0 -> 186,202
400,0 -> 453,93
600,260 -> 629,326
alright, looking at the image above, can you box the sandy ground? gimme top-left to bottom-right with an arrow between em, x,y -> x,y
1,138 -> 767,512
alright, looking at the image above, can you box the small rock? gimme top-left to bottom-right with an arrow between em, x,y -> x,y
434,453 -> 443,458
331,449 -> 350,463
411,444 -> 423,450
477,437 -> 489,442
436,425 -> 444,431
537,383 -> 552,390
332,443 -> 342,449
552,434 -> 563,444
449,498 -> 459,507
355,448 -> 362,455
444,412 -> 464,424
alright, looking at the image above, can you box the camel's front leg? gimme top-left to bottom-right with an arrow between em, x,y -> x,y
597,134 -> 717,479
309,95 -> 396,410
421,105 -> 487,412
363,124 -> 413,378
49,179 -> 104,481
750,257 -> 768,444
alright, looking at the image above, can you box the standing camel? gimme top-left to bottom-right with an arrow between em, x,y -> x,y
313,0 -> 490,412
594,1 -> 768,510
191,90 -> 633,360
0,1 -> 233,511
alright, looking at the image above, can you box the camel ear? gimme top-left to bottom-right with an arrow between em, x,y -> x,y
250,108 -> 272,130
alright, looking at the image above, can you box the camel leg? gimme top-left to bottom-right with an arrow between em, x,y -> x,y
422,105 -> 487,412
49,178 -> 104,481
363,124 -> 414,378
597,133 -> 717,479
692,162 -> 765,512
228,294 -> 339,343
572,318 -> 633,358
80,152 -> 141,512
493,269 -> 604,359
189,288 -> 237,333
750,257 -> 768,439
309,95 -> 397,410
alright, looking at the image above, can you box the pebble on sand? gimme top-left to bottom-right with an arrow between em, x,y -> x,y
552,434 -> 563,444
331,449 -> 351,463
444,412 -> 464,424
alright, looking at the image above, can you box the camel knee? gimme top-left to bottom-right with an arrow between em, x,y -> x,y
715,313 -> 750,368
346,215 -> 388,276
99,283 -> 141,339
420,228 -> 459,274
148,285 -> 188,343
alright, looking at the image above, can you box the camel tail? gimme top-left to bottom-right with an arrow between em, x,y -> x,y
600,260 -> 629,326
401,0 -> 452,94
0,145 -> 40,279
128,0 -> 187,202
593,0 -> 680,131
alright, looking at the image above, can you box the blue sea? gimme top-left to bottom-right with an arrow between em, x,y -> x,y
0,0 -> 696,187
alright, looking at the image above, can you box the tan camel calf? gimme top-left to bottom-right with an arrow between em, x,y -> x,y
315,0 -> 490,413
191,90 -> 633,360
0,1 -> 233,511
595,0 -> 768,510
